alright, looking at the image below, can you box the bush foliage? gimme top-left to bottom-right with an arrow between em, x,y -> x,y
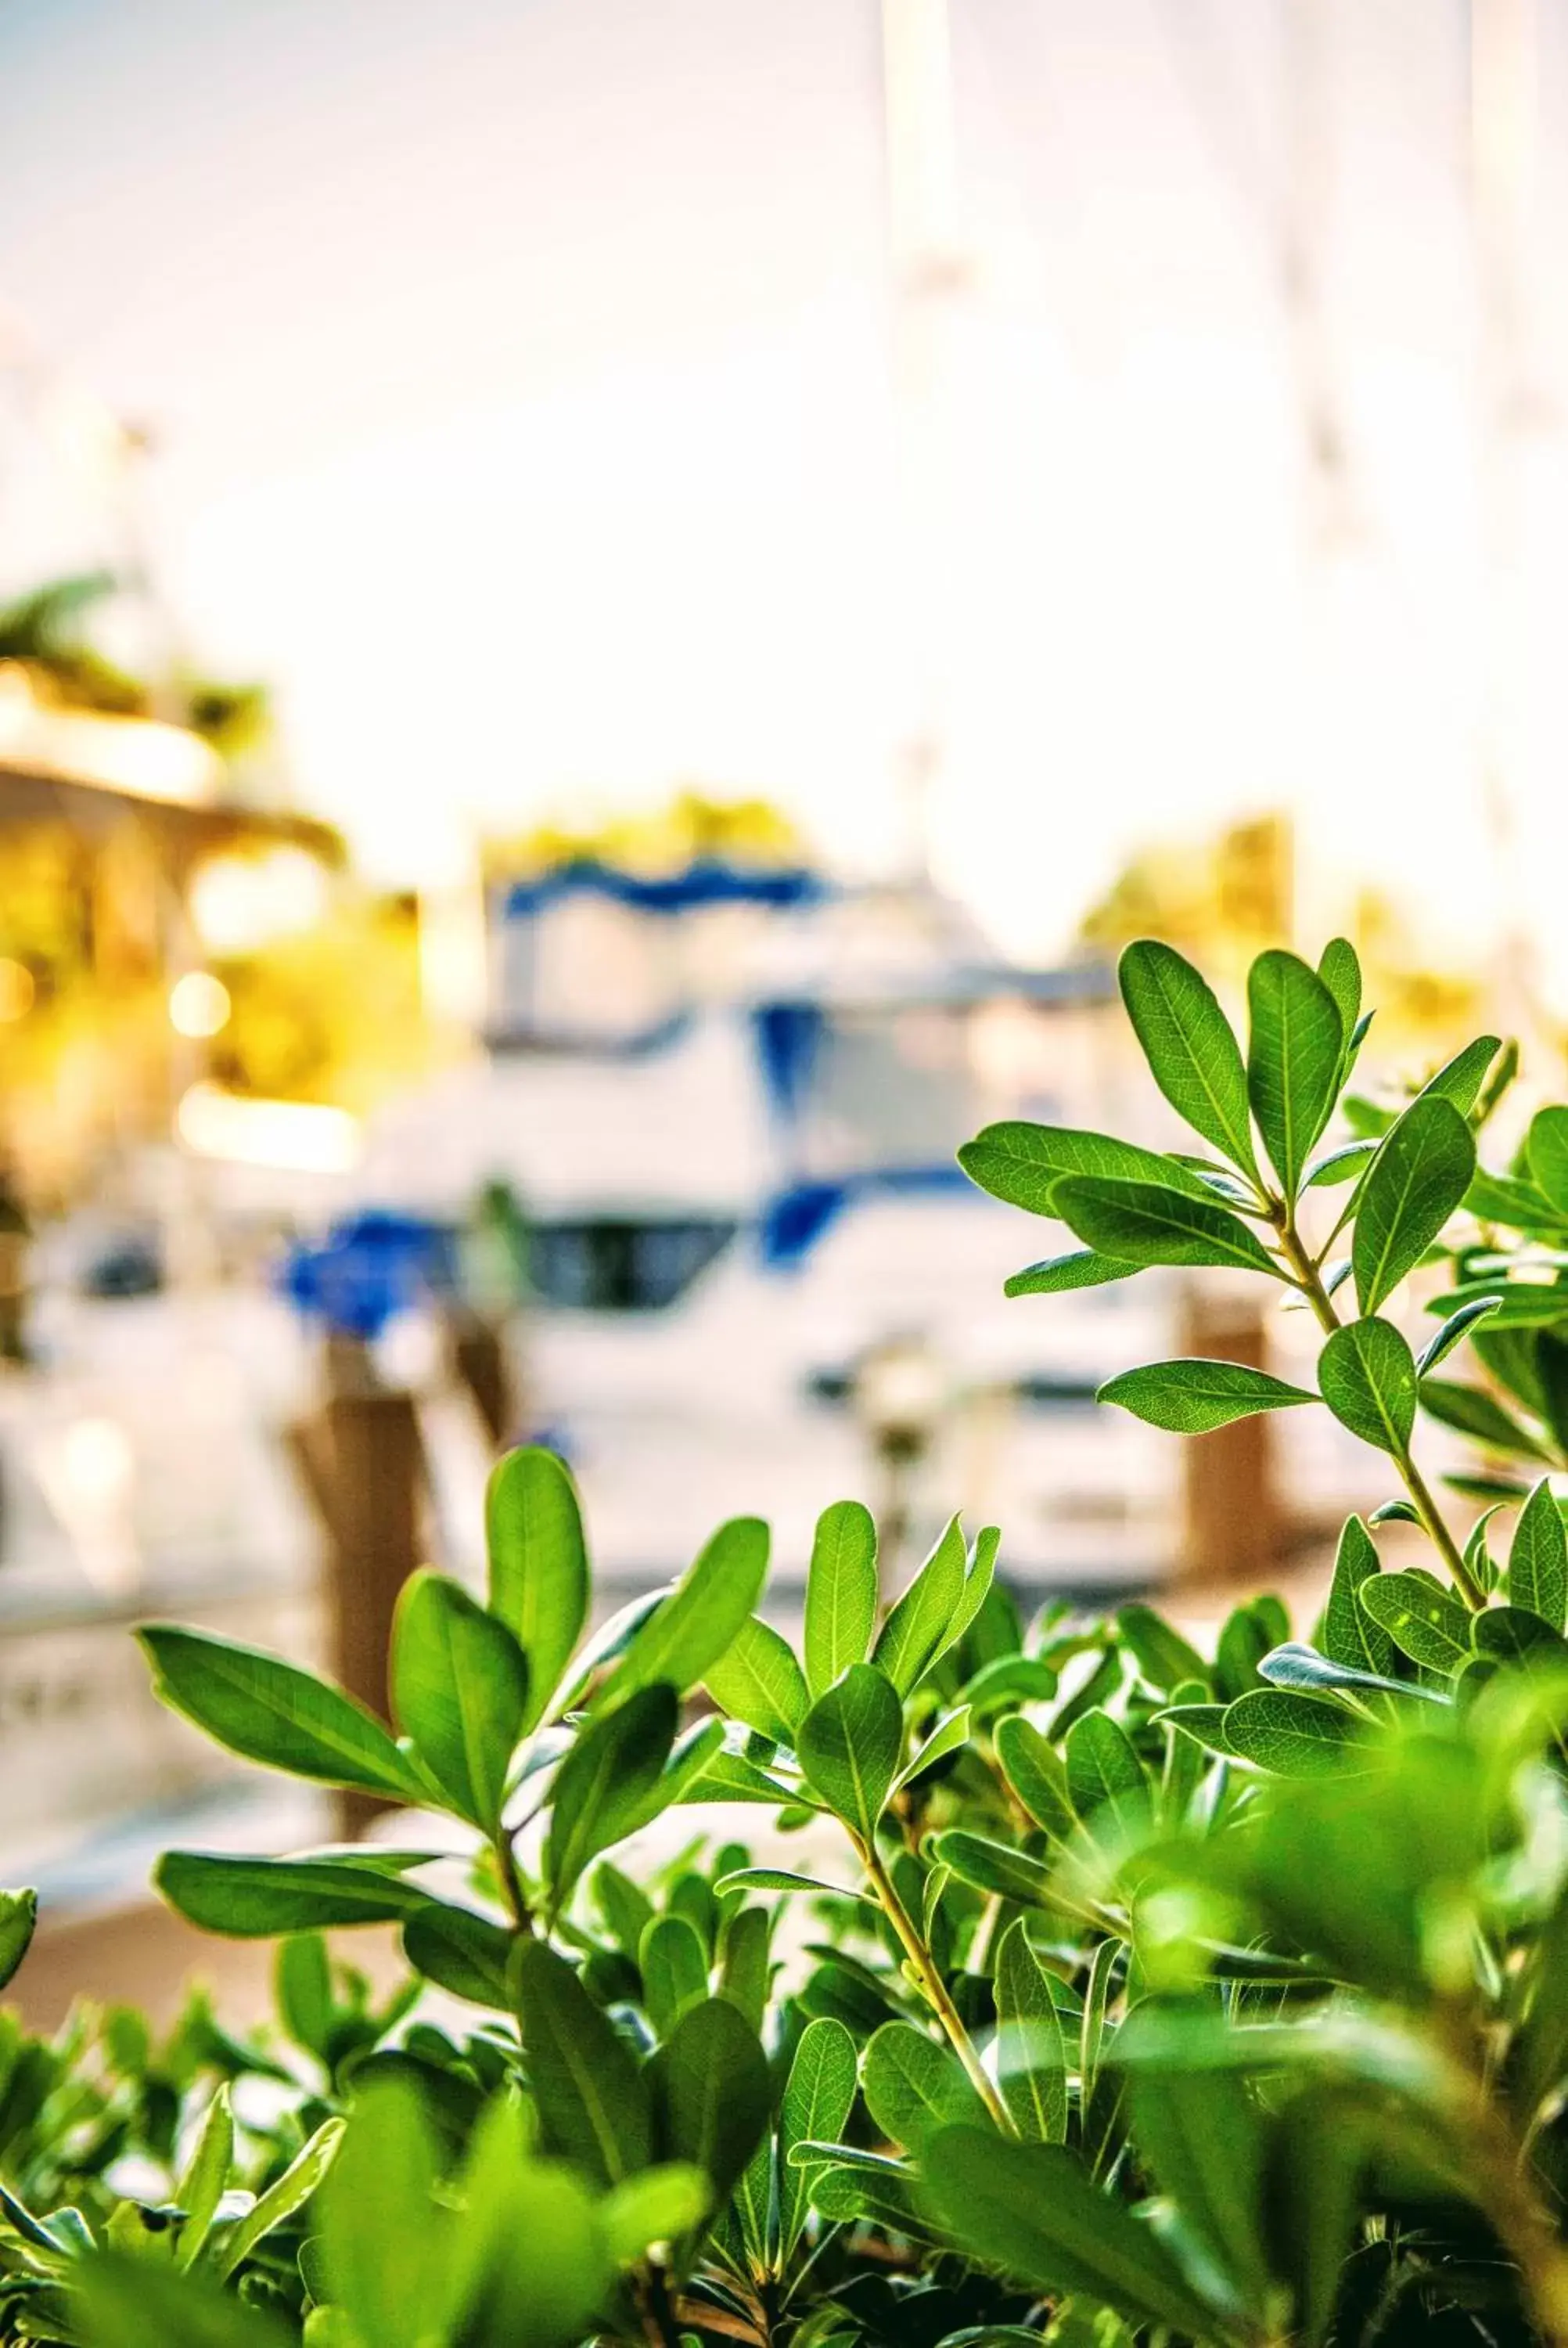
7,938 -> 1568,2343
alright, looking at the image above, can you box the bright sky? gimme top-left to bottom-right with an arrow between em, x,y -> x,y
6,0 -> 1568,980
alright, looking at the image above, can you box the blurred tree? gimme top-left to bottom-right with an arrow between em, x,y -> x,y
485,785 -> 806,877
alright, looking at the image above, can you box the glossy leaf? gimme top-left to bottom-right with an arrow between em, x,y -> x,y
1508,1478 -> 1568,1630
401,1902 -> 515,2008
0,1888 -> 36,1993
1322,1515 -> 1394,1676
138,1626 -> 422,1800
861,2021 -> 987,2152
1529,1107 -> 1568,1213
1005,1249 -> 1137,1298
1119,938 -> 1261,1182
1317,936 -> 1361,1046
390,1571 -> 528,1830
779,2016 -> 858,2261
1352,1096 -> 1475,1316
174,2085 -> 234,2272
1357,1573 -> 1471,1673
1065,1709 -> 1146,1825
1052,1176 -> 1278,1276
959,1120 -> 1219,1211
484,1446 -> 589,1730
994,1715 -> 1077,1841
1257,1641 -> 1440,1707
921,2125 -> 1220,2336
155,1850 -> 435,1937
1223,1689 -> 1364,1776
797,1664 -> 902,1842
872,1514 -> 967,1693
512,1938 -> 653,2185
649,1997 -> 771,2211
1318,1317 -> 1416,1456
705,1613 -> 808,1745
994,1919 -> 1067,2143
1417,1294 -> 1504,1376
1098,1358 -> 1314,1434
1419,1376 -> 1551,1460
545,1684 -> 679,1910
1247,949 -> 1345,1197
212,2115 -> 344,2279
803,1500 -> 878,1698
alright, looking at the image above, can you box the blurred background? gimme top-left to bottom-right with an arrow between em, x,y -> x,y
1,0 -> 1564,1978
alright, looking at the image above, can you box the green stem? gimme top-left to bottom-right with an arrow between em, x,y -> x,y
1275,1216 -> 1485,1612
859,1839 -> 1014,2134
494,1827 -> 535,1937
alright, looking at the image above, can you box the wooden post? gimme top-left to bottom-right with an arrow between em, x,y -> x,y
1177,1283 -> 1282,1587
287,1387 -> 424,1836
448,1313 -> 515,1451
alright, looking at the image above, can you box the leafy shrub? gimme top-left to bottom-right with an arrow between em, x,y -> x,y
6,936 -> 1568,2342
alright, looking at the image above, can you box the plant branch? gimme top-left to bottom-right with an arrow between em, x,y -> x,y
858,1838 -> 1013,2134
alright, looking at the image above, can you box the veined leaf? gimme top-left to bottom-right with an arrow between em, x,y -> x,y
1318,1318 -> 1416,1457
797,1666 -> 902,1843
705,1614 -> 808,1745
779,2017 -> 858,2261
649,1998 -> 771,2213
1119,939 -> 1261,1183
1508,1478 -> 1568,1630
1258,1641 -> 1443,1707
872,1514 -> 967,1694
1317,937 -> 1361,1046
1529,1107 -> 1568,1214
1357,1573 -> 1471,1673
930,1831 -> 1056,1911
138,1627 -> 421,1800
1005,1250 -> 1137,1298
1418,1035 -> 1501,1118
174,2086 -> 234,2271
803,1500 -> 878,1698
212,2116 -> 344,2280
0,1889 -> 36,1994
1473,1607 -> 1568,1666
641,1914 -> 710,2040
920,2125 -> 1221,2336
1224,1689 -> 1364,1776
1098,1358 -> 1314,1434
155,1851 -> 435,1937
861,2021 -> 987,2152
390,1572 -> 528,1831
1305,1140 -> 1377,1190
1419,1376 -> 1550,1460
959,1121 -> 1221,1212
893,1705 -> 971,1795
401,1902 -> 514,2008
1246,949 -> 1345,1198
1352,1096 -> 1476,1315
1065,1709 -> 1146,1826
512,1939 -> 653,2185
1417,1295 -> 1504,1376
545,1684 -> 679,1910
484,1446 -> 588,1730
1052,1177 -> 1278,1277
1321,1517 -> 1394,1676
994,1919 -> 1068,2144
994,1715 -> 1076,1841
1115,1603 -> 1209,1693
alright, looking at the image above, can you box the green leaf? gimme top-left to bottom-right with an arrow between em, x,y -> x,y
994,1919 -> 1067,2144
1417,1294 -> 1504,1375
1507,1478 -> 1568,1630
1466,1166 -> 1568,1232
1116,1603 -> 1209,1694
1530,1107 -> 1568,1213
803,1500 -> 878,1698
545,1684 -> 679,1910
401,1902 -> 515,2007
390,1571 -> 528,1830
1419,1376 -> 1550,1460
861,2021 -> 987,2152
174,2087 -> 233,2271
1318,1317 -> 1416,1456
1119,938 -> 1261,1182
75,2253 -> 293,2348
1246,949 -> 1345,1198
872,1514 -> 967,1694
1223,1689 -> 1365,1775
138,1626 -> 421,1800
893,1705 -> 971,1795
1052,1177 -> 1278,1276
1352,1096 -> 1476,1315
779,2016 -> 858,2261
717,1903 -> 771,2031
513,1939 -> 653,2185
920,2125 -> 1221,2336
1357,1572 -> 1471,1672
1318,937 -> 1361,1041
1065,1709 -> 1146,1826
1418,1034 -> 1501,1118
705,1614 -> 808,1745
155,1851 -> 434,1937
1263,2086 -> 1370,2348
1305,1140 -> 1379,1190
315,2077 -> 443,2348
959,1121 -> 1220,1212
1120,2005 -> 1271,2316
0,1888 -> 37,1993
213,2115 -> 344,2279
1472,1606 -> 1568,1666
1098,1358 -> 1314,1435
930,1831 -> 1057,1911
441,2094 -> 608,2345
1005,1250 -> 1137,1298
641,1914 -> 710,2040
649,1998 -> 771,2211
1321,1516 -> 1395,1676
275,1932 -> 333,2058
797,1664 -> 902,1842
484,1446 -> 589,1731
715,1866 -> 873,1904
1155,1701 -> 1232,1757
994,1715 -> 1076,1840
605,1516 -> 770,1704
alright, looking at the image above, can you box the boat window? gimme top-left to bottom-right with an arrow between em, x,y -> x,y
527,1217 -> 737,1312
